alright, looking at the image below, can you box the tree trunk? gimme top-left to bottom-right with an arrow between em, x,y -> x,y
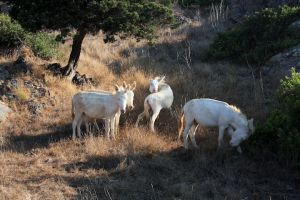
62,29 -> 86,77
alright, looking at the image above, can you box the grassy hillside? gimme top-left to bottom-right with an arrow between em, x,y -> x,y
1,11 -> 299,200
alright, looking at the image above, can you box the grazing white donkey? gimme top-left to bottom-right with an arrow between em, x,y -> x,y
178,98 -> 254,153
135,76 -> 174,132
72,85 -> 128,140
81,81 -> 136,135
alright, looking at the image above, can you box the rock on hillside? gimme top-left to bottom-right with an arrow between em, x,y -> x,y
0,101 -> 12,123
263,43 -> 300,97
289,19 -> 300,32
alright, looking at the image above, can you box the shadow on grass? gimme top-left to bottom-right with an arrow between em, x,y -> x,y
54,147 -> 300,200
4,123 -> 72,153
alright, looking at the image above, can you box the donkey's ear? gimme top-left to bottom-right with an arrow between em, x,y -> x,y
123,81 -> 128,89
248,118 -> 254,125
131,81 -> 136,90
114,84 -> 120,91
159,76 -> 166,83
248,118 -> 255,134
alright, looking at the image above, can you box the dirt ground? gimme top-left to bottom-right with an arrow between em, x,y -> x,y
1,124 -> 299,200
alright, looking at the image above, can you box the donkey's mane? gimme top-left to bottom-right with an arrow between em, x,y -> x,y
229,105 -> 241,113
229,104 -> 247,120
158,82 -> 170,91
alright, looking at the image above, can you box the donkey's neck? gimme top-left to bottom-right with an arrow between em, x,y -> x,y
158,83 -> 170,91
232,112 -> 247,129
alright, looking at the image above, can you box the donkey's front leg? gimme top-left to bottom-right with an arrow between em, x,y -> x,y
110,116 -> 116,140
183,122 -> 193,149
105,118 -> 111,139
218,126 -> 226,149
237,146 -> 242,154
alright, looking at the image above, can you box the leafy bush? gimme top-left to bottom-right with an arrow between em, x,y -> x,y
179,0 -> 222,7
207,5 -> 300,65
0,13 -> 25,46
251,68 -> 300,166
24,32 -> 59,60
0,13 -> 59,59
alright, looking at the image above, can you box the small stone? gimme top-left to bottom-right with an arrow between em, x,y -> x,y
11,79 -> 18,88
27,100 -> 43,115
0,101 -> 13,123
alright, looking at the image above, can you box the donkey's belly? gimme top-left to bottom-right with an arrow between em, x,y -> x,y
195,116 -> 218,127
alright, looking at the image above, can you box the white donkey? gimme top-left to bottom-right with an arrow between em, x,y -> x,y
72,85 -> 128,140
178,98 -> 254,153
81,81 -> 136,135
135,76 -> 174,132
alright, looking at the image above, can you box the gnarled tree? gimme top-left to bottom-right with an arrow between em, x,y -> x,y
11,0 -> 173,76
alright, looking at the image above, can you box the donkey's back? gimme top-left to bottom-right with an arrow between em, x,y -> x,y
148,83 -> 173,109
183,98 -> 236,127
73,92 -> 116,119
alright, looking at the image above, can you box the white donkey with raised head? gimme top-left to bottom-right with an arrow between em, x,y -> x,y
81,81 -> 136,135
72,85 -> 128,140
178,98 -> 254,153
135,76 -> 173,132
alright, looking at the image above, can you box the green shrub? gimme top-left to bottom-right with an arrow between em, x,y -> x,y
179,0 -> 221,7
251,68 -> 300,166
0,13 -> 59,59
0,13 -> 25,46
207,5 -> 300,65
24,32 -> 59,60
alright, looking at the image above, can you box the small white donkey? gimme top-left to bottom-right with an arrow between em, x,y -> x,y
135,76 -> 173,132
72,85 -> 128,140
178,98 -> 254,153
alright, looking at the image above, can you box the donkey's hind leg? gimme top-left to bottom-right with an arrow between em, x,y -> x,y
189,124 -> 199,148
183,121 -> 193,149
150,107 -> 162,132
93,119 -> 100,133
135,112 -> 145,127
72,113 -> 82,140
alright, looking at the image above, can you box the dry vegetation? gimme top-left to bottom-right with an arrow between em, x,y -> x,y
1,14 -> 299,200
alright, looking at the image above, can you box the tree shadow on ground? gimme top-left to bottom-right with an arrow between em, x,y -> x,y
51,146 -> 300,200
4,123 -> 72,153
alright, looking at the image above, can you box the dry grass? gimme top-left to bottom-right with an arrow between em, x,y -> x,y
0,14 -> 299,200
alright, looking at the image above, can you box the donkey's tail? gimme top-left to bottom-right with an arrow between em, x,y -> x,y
144,99 -> 151,118
178,111 -> 185,140
71,101 -> 75,120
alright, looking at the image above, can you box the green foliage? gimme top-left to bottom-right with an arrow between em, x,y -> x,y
208,5 -> 300,65
178,0 -> 221,7
24,32 -> 59,60
251,69 -> 300,166
0,13 -> 25,46
0,13 -> 59,59
11,0 -> 174,42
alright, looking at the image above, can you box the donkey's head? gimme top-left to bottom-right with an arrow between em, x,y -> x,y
123,81 -> 136,110
149,76 -> 165,93
229,127 -> 249,148
114,84 -> 128,114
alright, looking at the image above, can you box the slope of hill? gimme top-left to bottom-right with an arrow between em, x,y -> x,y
1,5 -> 299,200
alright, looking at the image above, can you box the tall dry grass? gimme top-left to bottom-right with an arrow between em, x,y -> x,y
0,13 -> 288,200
